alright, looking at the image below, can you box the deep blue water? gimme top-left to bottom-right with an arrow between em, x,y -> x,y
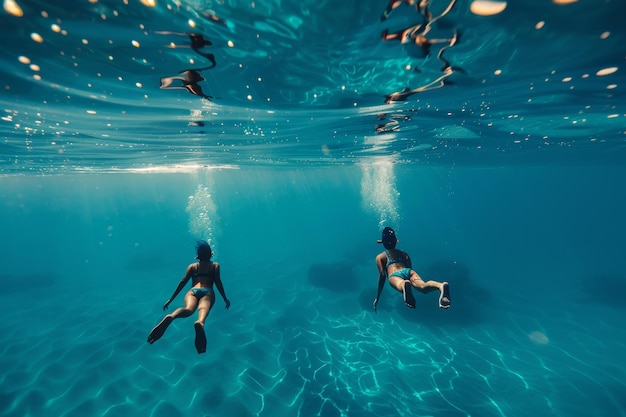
1,1 -> 626,417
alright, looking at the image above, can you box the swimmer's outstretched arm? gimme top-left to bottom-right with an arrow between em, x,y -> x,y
163,266 -> 193,310
373,273 -> 386,312
373,255 -> 387,312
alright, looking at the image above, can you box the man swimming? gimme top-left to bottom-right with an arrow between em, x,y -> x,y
373,227 -> 450,311
147,241 -> 230,354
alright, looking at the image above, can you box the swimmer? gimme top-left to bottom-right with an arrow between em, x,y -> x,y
373,227 -> 450,311
147,241 -> 230,354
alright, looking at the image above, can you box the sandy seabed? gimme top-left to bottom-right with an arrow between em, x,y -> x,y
1,271 -> 624,417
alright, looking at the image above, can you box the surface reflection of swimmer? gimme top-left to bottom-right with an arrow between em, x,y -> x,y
199,10 -> 227,27
437,29 -> 463,72
383,27 -> 461,103
375,119 -> 400,133
155,31 -> 216,67
381,23 -> 429,45
383,29 -> 456,57
384,67 -> 452,103
373,227 -> 451,311
375,112 -> 412,133
160,67 -> 214,99
381,0 -> 432,21
382,0 -> 456,45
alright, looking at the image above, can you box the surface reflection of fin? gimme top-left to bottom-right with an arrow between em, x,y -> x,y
193,51 -> 216,68
187,33 -> 212,49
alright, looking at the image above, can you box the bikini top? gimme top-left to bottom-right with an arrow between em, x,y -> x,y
385,250 -> 408,269
193,262 -> 214,278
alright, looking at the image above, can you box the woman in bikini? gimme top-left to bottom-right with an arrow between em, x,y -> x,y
373,227 -> 450,311
147,241 -> 230,354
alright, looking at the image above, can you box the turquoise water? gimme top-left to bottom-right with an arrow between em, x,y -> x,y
1,1 -> 625,417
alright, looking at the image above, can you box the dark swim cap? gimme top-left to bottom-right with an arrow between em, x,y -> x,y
196,241 -> 213,261
378,226 -> 397,249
